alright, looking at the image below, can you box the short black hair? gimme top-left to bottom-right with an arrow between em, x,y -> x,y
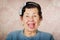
20,1 -> 42,19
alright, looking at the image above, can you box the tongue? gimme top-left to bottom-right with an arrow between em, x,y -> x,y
28,24 -> 35,29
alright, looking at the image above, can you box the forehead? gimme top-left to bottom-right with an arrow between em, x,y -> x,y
24,8 -> 38,14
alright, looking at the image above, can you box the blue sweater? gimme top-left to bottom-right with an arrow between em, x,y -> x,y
6,30 -> 54,40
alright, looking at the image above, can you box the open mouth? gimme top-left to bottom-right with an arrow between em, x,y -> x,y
27,23 -> 35,29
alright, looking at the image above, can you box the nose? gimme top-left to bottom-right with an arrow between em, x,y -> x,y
29,16 -> 34,22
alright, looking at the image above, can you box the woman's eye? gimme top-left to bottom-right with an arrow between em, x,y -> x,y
26,16 -> 29,17
34,15 -> 37,17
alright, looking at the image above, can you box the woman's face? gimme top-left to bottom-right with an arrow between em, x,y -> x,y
21,8 -> 42,31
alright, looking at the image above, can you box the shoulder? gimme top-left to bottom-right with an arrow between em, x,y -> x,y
38,31 -> 52,37
7,30 -> 21,36
6,30 -> 22,40
37,31 -> 54,40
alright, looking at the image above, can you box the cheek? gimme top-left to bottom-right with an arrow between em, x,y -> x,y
23,17 -> 28,24
34,17 -> 40,23
34,18 -> 40,26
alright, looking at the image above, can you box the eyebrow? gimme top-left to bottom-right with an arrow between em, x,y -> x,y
25,13 -> 29,15
25,13 -> 36,15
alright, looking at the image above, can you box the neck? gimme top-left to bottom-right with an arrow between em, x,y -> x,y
24,29 -> 37,37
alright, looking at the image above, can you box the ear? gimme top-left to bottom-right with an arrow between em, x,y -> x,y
20,16 -> 23,21
20,16 -> 24,26
39,18 -> 42,21
39,18 -> 42,24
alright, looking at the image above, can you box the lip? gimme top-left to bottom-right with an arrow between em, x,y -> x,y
27,22 -> 35,29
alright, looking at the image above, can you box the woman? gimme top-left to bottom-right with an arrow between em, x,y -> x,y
6,1 -> 54,40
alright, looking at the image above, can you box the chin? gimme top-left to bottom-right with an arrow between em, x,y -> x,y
28,28 -> 36,32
